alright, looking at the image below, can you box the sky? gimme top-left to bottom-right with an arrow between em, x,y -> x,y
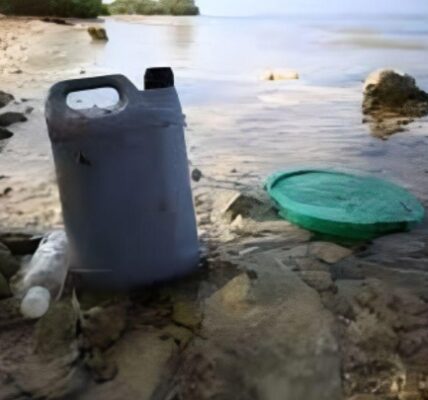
196,0 -> 428,16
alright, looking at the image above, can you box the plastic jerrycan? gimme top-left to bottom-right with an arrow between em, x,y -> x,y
45,71 -> 199,289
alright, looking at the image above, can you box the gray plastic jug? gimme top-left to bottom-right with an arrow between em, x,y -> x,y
45,73 -> 199,289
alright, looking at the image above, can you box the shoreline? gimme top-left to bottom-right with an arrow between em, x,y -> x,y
0,15 -> 428,400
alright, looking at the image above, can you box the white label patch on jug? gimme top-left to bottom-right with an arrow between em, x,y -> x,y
66,88 -> 120,111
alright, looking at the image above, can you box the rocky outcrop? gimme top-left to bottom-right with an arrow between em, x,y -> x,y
362,69 -> 428,138
363,69 -> 428,117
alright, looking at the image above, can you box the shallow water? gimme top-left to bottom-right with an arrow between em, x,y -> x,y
0,14 -> 428,229
100,15 -> 428,198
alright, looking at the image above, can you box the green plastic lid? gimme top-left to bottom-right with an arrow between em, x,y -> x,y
265,169 -> 425,239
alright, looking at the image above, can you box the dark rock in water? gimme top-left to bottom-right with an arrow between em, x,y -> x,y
363,69 -> 428,118
0,112 -> 27,127
0,127 -> 13,140
0,91 -> 14,108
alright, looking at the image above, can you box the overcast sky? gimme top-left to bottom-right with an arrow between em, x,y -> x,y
197,0 -> 428,16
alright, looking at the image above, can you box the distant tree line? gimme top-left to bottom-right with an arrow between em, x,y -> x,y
0,0 -> 109,18
108,0 -> 199,16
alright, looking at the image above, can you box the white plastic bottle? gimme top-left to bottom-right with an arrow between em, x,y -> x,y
12,230 -> 69,319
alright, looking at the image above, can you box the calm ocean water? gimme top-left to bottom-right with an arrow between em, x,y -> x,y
92,14 -> 428,207
98,14 -> 428,102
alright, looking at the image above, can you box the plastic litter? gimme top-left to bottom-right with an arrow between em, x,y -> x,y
265,169 -> 425,239
12,230 -> 68,319
21,286 -> 51,319
45,71 -> 199,289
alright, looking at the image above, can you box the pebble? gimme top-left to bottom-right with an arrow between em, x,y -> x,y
191,168 -> 203,182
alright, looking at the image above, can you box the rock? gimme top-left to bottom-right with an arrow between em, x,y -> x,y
0,232 -> 42,255
262,69 -> 299,81
0,126 -> 13,140
309,242 -> 353,264
299,270 -> 336,293
0,90 -> 14,108
172,300 -> 203,329
363,69 -> 428,118
87,27 -> 108,41
165,255 -> 342,400
294,257 -> 330,272
191,168 -> 203,182
78,329 -> 179,400
0,242 -> 19,279
330,257 -> 365,281
0,272 -> 11,299
0,112 -> 27,127
221,192 -> 268,222
11,351 -> 85,400
80,304 -> 127,350
35,300 -> 79,358
84,348 -> 118,383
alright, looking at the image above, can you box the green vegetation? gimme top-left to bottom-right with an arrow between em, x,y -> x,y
0,0 -> 109,18
108,0 -> 199,16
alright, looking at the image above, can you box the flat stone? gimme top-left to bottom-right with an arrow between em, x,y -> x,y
165,255 -> 342,400
299,271 -> 336,293
79,329 -> 178,400
294,257 -> 330,272
172,300 -> 203,329
309,242 -> 353,264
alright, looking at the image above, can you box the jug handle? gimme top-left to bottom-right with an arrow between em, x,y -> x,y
46,74 -> 139,119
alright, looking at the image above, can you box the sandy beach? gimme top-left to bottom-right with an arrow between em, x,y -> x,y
1,14 -> 428,400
